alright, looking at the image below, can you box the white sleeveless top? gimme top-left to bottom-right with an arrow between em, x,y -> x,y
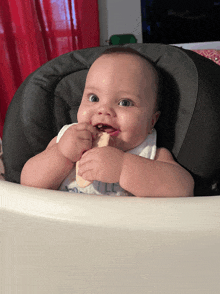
57,123 -> 157,196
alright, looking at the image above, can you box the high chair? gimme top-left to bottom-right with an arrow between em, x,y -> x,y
1,42 -> 220,293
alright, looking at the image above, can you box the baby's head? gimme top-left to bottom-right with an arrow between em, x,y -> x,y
77,47 -> 161,151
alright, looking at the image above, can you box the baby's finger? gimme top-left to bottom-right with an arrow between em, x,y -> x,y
76,162 -> 93,187
76,123 -> 98,139
79,169 -> 94,182
81,147 -> 95,158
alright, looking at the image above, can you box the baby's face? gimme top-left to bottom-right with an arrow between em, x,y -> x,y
77,53 -> 159,151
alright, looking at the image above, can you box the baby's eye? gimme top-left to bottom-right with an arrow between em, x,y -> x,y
118,99 -> 134,107
89,94 -> 99,102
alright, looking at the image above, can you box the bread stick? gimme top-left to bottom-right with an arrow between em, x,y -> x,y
76,132 -> 110,188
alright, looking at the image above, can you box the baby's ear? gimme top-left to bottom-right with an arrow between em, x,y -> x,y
151,111 -> 161,127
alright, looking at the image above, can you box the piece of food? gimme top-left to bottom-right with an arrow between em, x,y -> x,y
76,131 -> 110,188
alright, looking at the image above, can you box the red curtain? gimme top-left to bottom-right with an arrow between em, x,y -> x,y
0,0 -> 100,137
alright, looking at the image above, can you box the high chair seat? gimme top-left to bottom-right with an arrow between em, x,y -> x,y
2,43 -> 220,195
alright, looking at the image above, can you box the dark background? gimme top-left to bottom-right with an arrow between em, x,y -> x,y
141,0 -> 220,43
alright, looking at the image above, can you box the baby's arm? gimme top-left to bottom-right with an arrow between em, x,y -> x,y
119,148 -> 194,197
20,123 -> 98,190
20,137 -> 74,189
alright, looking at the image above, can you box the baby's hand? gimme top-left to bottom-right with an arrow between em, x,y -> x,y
57,123 -> 98,162
77,146 -> 124,183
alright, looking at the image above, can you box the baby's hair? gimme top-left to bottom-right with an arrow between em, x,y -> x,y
99,46 -> 163,112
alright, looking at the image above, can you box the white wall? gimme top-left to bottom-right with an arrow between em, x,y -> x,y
98,0 -> 143,46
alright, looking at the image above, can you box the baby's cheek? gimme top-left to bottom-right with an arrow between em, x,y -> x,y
132,122 -> 148,141
119,114 -> 135,127
121,116 -> 138,134
77,108 -> 88,123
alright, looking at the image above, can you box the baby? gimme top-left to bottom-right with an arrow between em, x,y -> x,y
21,47 -> 194,197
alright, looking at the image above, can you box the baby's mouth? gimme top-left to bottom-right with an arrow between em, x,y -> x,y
95,124 -> 120,136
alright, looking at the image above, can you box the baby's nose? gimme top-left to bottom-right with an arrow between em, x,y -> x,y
97,104 -> 115,116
